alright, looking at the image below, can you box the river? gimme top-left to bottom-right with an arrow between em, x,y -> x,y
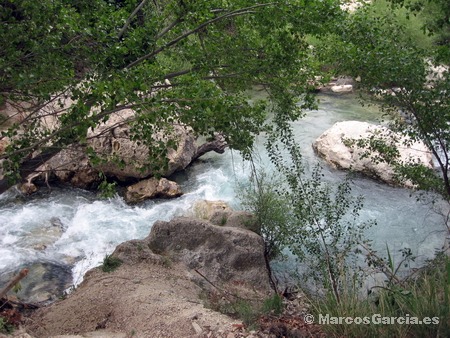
0,93 -> 447,301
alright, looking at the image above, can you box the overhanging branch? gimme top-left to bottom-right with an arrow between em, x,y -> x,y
125,3 -> 275,69
118,0 -> 149,40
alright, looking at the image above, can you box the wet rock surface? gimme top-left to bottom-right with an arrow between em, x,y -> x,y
0,262 -> 72,304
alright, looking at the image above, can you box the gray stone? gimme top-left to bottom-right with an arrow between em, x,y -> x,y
190,200 -> 233,225
191,322 -> 203,335
330,84 -> 353,93
20,217 -> 66,251
147,217 -> 271,292
124,177 -> 182,203
29,145 -> 101,189
189,200 -> 259,232
19,182 -> 37,195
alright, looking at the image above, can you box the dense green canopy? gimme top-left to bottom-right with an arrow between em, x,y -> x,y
0,0 -> 342,184
1,0 -> 449,199
316,1 -> 450,199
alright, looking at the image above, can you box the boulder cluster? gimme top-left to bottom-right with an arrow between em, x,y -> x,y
0,99 -> 226,202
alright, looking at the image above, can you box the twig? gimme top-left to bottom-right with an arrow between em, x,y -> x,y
0,269 -> 28,299
118,0 -> 149,40
194,269 -> 232,297
193,269 -> 263,302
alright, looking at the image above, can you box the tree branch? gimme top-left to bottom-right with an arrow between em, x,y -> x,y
125,3 -> 275,69
155,18 -> 183,41
193,134 -> 228,160
118,0 -> 149,40
0,269 -> 28,299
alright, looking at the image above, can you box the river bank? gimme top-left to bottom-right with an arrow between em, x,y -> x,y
1,92 -> 448,336
1,93 -> 447,302
8,207 -> 321,338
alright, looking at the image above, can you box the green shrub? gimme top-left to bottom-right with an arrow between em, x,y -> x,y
202,290 -> 285,329
101,254 -> 122,273
233,300 -> 258,328
161,255 -> 172,268
0,317 -> 14,334
238,170 -> 292,260
97,172 -> 117,199
262,293 -> 284,315
311,254 -> 450,337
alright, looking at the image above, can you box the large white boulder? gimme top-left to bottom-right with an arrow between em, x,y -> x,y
331,84 -> 353,93
313,121 -> 433,186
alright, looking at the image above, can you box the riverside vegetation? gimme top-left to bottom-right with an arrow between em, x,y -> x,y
240,137 -> 450,337
240,1 -> 450,335
1,0 -> 450,336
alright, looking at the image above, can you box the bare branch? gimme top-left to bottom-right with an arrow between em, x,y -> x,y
118,0 -> 149,40
0,269 -> 28,299
155,18 -> 183,41
125,3 -> 275,69
193,134 -> 227,160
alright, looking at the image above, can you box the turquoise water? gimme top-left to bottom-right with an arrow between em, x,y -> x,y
0,93 -> 447,298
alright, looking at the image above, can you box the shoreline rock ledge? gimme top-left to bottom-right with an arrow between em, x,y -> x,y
313,121 -> 433,186
23,207 -> 272,338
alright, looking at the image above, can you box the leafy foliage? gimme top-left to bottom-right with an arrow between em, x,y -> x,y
312,253 -> 450,337
0,317 -> 14,334
238,170 -> 291,260
101,254 -> 122,273
0,0 -> 343,182
316,1 -> 450,200
389,0 -> 450,60
97,172 -> 117,198
262,293 -> 284,316
239,119 -> 375,302
268,137 -> 375,303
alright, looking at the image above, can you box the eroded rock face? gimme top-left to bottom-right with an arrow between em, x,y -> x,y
19,182 -> 38,195
190,200 -> 233,224
146,217 -> 271,292
21,121 -> 196,192
16,103 -> 227,196
313,121 -> 433,186
36,146 -> 100,189
189,200 -> 260,232
124,177 -> 182,203
87,109 -> 197,179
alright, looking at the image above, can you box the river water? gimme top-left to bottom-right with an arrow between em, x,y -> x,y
0,93 -> 447,300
